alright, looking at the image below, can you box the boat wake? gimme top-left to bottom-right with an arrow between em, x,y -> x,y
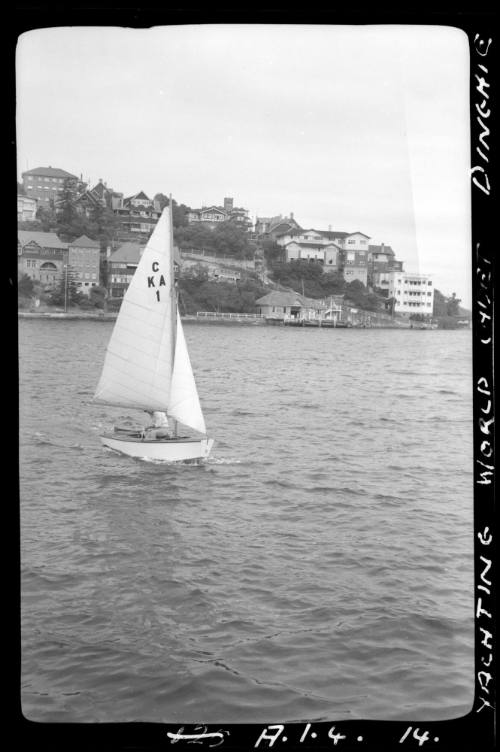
206,457 -> 243,465
139,456 -> 208,466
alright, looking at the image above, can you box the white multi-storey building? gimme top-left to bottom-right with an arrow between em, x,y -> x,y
388,271 -> 434,316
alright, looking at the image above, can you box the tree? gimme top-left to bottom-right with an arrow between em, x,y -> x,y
18,273 -> 34,298
154,193 -> 170,212
320,270 -> 345,296
154,194 -> 191,227
89,285 -> 107,310
261,239 -> 283,264
58,178 -> 79,226
173,202 -> 190,228
174,222 -> 217,252
446,292 -> 461,317
385,296 -> 396,316
433,289 -> 448,317
36,204 -> 58,232
47,266 -> 81,308
212,221 -> 255,258
55,178 -> 101,242
87,202 -> 119,247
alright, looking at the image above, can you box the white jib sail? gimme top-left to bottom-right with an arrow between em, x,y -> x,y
93,208 -> 176,412
168,314 -> 207,434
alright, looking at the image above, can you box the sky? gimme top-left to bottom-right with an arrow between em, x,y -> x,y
16,25 -> 471,305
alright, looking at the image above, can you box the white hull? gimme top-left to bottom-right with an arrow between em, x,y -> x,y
101,433 -> 214,462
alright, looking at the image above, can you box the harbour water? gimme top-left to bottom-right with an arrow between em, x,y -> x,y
19,320 -> 474,723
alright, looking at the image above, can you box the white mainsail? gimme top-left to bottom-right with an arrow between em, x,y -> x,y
94,206 -> 207,435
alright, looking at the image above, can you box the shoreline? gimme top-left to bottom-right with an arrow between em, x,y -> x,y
17,311 -> 468,330
17,311 -> 266,325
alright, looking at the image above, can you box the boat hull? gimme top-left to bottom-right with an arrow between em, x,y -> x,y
100,433 -> 214,462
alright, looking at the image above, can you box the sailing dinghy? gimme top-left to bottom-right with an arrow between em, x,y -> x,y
94,204 -> 214,462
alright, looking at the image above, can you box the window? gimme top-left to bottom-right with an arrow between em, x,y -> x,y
348,239 -> 355,244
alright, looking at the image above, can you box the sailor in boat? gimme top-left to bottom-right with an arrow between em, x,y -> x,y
143,411 -> 171,440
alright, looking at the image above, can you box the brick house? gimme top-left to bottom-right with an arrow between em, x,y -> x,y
107,241 -> 181,299
21,166 -> 80,206
18,230 -> 68,286
68,235 -> 101,294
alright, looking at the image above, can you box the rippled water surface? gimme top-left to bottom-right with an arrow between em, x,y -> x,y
19,320 -> 474,723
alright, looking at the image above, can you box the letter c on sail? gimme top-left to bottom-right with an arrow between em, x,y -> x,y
152,261 -> 159,272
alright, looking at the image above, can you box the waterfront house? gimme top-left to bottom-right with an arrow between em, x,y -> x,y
72,179 -> 124,218
255,213 -> 301,240
367,244 -> 404,288
188,197 -> 252,230
107,241 -> 181,299
316,229 -> 350,247
255,291 -> 326,320
277,228 -> 348,248
387,271 -> 434,317
283,240 -> 342,271
275,227 -> 372,283
21,166 -> 80,206
339,232 -> 371,285
18,230 -> 69,286
17,194 -> 38,222
68,235 -> 101,294
106,242 -> 147,299
181,256 -> 242,283
187,205 -> 227,225
113,191 -> 162,241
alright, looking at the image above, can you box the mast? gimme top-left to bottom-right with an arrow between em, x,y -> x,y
169,194 -> 178,435
169,194 -> 177,368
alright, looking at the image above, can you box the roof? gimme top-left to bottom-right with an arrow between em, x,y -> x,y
200,206 -> 226,214
73,190 -> 100,205
110,242 -> 181,265
109,242 -> 145,263
18,230 -> 67,249
368,244 -> 395,256
124,191 -> 151,204
22,166 -> 77,179
316,229 -> 349,239
70,235 -> 101,248
270,222 -> 297,235
285,241 -> 340,250
90,182 -> 108,197
346,231 -> 371,238
255,291 -> 324,308
256,215 -> 282,224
